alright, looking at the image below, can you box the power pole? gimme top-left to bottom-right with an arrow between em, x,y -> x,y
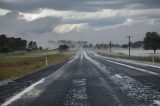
109,41 -> 112,53
126,36 -> 133,56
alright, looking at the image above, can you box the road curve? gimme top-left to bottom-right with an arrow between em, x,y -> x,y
2,50 -> 160,106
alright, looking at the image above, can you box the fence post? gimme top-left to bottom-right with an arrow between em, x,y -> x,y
45,57 -> 48,67
152,56 -> 155,63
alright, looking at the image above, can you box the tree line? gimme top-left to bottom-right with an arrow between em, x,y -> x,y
94,32 -> 160,54
121,41 -> 143,48
0,34 -> 40,53
1,32 -> 159,54
95,41 -> 144,49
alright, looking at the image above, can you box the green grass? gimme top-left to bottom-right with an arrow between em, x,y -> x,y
0,51 -> 74,80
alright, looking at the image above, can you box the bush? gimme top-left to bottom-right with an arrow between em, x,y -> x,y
0,46 -> 12,53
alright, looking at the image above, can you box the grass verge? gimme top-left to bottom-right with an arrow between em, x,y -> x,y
0,51 -> 73,80
94,50 -> 160,63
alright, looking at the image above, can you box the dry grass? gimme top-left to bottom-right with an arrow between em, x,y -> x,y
0,51 -> 74,80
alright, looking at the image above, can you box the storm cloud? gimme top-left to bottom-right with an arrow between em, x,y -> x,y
0,0 -> 160,48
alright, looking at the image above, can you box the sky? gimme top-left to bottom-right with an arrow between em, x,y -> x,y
0,0 -> 160,48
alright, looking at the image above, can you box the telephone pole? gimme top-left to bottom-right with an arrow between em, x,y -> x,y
126,36 -> 133,56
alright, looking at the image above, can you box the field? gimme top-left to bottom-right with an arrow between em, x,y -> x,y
112,48 -> 160,56
0,50 -> 74,80
93,48 -> 160,63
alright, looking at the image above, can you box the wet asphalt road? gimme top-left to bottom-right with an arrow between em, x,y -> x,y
1,50 -> 160,106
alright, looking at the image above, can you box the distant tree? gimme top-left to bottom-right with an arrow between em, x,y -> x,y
59,45 -> 69,52
83,44 -> 88,48
27,41 -> 37,51
88,43 -> 93,48
39,46 -> 43,50
121,44 -> 128,48
27,41 -> 33,51
33,42 -> 37,50
111,43 -> 120,48
144,32 -> 160,54
0,34 -> 7,47
121,41 -> 143,48
95,44 -> 100,49
131,41 -> 143,48
0,46 -> 11,53
104,44 -> 108,49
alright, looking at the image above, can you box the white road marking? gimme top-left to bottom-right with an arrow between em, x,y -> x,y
84,50 -> 160,105
83,50 -> 122,105
115,74 -> 123,78
105,59 -> 160,76
89,50 -> 160,71
67,59 -> 74,64
89,50 -> 160,76
1,78 -> 45,106
1,51 -> 81,106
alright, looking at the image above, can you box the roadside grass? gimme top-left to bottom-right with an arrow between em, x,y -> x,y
93,49 -> 160,63
0,50 -> 74,80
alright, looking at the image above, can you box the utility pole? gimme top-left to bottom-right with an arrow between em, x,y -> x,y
126,36 -> 133,56
109,41 -> 112,53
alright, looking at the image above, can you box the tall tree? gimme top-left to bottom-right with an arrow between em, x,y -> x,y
143,32 -> 160,54
27,41 -> 37,51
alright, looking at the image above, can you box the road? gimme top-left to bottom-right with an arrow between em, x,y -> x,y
1,50 -> 160,106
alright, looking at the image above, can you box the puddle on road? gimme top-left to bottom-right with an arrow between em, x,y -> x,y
64,79 -> 89,106
23,88 -> 42,98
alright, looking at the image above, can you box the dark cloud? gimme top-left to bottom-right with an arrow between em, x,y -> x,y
0,11 -> 61,35
0,0 -> 160,48
0,0 -> 160,12
88,17 -> 126,27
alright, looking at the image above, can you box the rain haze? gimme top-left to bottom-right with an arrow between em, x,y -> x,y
1,1 -> 160,106
0,0 -> 160,48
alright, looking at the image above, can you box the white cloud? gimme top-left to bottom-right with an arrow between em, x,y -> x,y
18,8 -> 63,22
18,7 -> 159,33
18,8 -> 160,22
54,23 -> 88,33
1,0 -> 160,47
124,18 -> 133,25
18,8 -> 117,22
2,7 -> 160,34
0,8 -> 10,16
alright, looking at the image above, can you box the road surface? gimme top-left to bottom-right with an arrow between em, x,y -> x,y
1,50 -> 160,106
